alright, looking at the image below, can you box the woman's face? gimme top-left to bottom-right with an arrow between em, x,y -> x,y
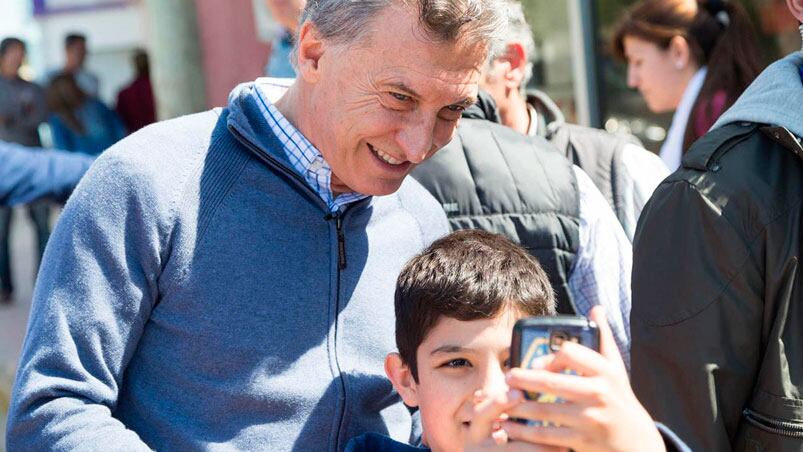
623,35 -> 692,113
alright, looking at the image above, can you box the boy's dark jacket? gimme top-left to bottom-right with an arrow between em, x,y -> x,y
632,52 -> 803,450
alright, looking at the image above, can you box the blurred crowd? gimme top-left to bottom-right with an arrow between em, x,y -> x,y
0,33 -> 155,304
1,0 -> 802,450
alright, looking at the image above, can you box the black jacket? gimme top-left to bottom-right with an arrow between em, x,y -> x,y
632,122 -> 803,451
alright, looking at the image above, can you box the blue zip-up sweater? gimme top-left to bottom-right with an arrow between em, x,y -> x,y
6,82 -> 449,451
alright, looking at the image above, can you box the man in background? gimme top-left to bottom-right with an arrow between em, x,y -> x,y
480,0 -> 669,240
116,49 -> 156,134
264,0 -> 306,77
47,33 -> 99,97
0,37 -> 50,305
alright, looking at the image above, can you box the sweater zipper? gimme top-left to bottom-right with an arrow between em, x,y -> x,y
229,124 -> 356,449
743,408 -> 803,438
327,208 -> 350,450
324,211 -> 347,270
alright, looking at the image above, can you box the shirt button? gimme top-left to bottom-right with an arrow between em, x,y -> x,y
309,158 -> 324,171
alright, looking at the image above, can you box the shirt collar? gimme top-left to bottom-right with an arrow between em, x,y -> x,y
253,79 -> 369,212
659,66 -> 708,171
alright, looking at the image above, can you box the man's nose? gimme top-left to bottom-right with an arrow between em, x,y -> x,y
395,114 -> 438,164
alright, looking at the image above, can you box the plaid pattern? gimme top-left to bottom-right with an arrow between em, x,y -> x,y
254,80 -> 368,212
568,166 -> 632,369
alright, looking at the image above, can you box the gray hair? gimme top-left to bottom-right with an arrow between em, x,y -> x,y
489,0 -> 536,92
293,0 -> 508,68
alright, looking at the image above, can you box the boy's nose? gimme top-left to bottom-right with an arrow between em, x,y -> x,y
479,364 -> 509,397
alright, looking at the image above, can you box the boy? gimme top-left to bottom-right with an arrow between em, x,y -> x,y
348,230 -> 687,451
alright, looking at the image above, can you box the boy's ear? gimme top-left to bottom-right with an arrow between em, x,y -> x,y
385,353 -> 419,408
295,20 -> 325,83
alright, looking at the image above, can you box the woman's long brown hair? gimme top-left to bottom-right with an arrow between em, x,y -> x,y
612,0 -> 764,151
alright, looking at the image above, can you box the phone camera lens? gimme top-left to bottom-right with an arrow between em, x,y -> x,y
550,331 -> 568,351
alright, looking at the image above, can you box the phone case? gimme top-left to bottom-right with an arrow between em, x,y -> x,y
510,316 -> 600,426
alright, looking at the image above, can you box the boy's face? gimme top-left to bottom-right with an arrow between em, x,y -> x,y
385,309 -> 519,452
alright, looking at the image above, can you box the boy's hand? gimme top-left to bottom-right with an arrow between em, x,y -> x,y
501,307 -> 666,452
465,389 -> 565,452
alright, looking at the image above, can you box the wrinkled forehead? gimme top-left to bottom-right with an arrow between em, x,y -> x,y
363,37 -> 488,106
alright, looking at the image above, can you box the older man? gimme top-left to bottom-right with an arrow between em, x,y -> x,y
6,1 -> 505,450
479,0 -> 668,241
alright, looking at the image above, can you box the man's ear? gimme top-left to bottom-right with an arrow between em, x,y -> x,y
385,352 -> 419,408
668,35 -> 692,70
295,20 -> 325,83
785,0 -> 803,23
497,41 -> 527,90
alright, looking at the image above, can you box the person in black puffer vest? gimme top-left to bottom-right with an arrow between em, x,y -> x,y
412,91 -> 633,364
479,0 -> 669,241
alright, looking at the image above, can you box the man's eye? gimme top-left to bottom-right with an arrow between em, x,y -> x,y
441,358 -> 471,368
439,106 -> 464,122
390,92 -> 411,102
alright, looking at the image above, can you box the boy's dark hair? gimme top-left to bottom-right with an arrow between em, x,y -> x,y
65,33 -> 86,47
395,229 -> 555,381
0,37 -> 25,57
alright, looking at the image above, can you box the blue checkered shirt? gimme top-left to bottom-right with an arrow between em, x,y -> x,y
253,79 -> 368,212
569,166 -> 632,369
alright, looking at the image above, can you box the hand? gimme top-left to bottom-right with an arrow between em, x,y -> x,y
464,389 -> 565,452
501,307 -> 666,452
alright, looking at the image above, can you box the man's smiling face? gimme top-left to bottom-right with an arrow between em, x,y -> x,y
297,3 -> 487,196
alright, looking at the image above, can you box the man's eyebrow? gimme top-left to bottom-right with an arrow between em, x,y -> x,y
430,344 -> 471,355
387,82 -> 420,98
386,82 -> 477,108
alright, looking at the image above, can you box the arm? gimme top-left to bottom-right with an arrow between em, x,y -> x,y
619,144 -> 670,239
568,166 -> 632,367
0,140 -> 93,206
5,149 -> 165,450
630,180 -> 764,450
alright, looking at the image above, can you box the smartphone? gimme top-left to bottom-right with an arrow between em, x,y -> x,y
510,316 -> 600,426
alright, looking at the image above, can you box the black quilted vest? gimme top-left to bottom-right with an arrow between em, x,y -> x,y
412,118 -> 581,314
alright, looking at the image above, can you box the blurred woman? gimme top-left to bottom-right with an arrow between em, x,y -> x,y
46,73 -> 125,156
613,0 -> 763,171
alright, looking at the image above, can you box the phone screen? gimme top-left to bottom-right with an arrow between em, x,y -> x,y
513,317 -> 599,426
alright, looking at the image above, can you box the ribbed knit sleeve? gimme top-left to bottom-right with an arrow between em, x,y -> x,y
5,112 -> 213,451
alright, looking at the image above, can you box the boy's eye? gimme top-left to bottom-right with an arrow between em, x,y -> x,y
502,357 -> 511,369
441,358 -> 472,368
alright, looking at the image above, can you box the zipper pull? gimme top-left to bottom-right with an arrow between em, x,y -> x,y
325,212 -> 347,270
